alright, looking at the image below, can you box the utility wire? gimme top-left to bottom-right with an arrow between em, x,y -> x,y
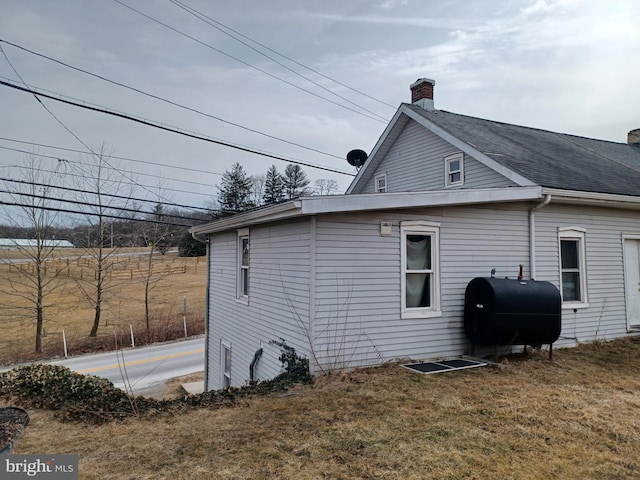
0,46 -> 179,207
0,145 -> 218,193
169,0 -> 396,110
0,200 -> 198,227
168,0 -> 389,121
112,0 -> 386,124
0,186 -> 196,222
0,78 -> 356,176
1,43 -> 89,150
0,175 -> 211,213
0,160 -> 215,205
0,39 -> 346,161
0,136 -> 224,178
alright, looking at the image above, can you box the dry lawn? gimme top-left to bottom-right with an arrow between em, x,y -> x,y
0,248 -> 206,365
7,338 -> 640,479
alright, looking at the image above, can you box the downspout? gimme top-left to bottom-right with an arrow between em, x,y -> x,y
309,216 -> 316,375
191,231 -> 211,391
529,194 -> 551,280
249,348 -> 263,385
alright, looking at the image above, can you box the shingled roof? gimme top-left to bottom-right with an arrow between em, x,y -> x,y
406,103 -> 640,197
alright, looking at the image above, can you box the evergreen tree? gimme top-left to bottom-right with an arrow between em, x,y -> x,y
217,162 -> 255,214
283,164 -> 310,200
178,230 -> 206,257
263,165 -> 285,204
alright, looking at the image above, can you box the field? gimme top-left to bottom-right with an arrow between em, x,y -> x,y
0,247 -> 206,365
2,337 -> 639,479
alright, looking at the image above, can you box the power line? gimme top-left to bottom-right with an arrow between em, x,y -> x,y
0,39 -> 346,161
0,46 -> 180,208
0,43 -> 92,152
168,0 -> 389,122
0,160 -> 215,207
0,186 -> 196,222
112,0 -> 387,124
0,136 -> 224,178
0,175 -> 211,213
0,78 -> 356,176
0,200 -> 198,227
169,0 -> 396,111
0,145 -> 218,194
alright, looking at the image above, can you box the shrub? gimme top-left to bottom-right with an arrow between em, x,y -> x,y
0,364 -> 139,423
269,338 -> 310,382
0,341 -> 312,424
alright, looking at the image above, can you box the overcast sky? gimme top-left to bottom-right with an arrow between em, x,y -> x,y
1,0 -> 639,215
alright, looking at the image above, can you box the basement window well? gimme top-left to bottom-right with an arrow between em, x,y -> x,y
402,358 -> 487,374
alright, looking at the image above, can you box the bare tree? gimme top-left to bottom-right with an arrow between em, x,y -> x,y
72,144 -> 138,337
250,174 -> 266,207
314,178 -> 339,196
139,187 -> 175,341
0,154 -> 64,353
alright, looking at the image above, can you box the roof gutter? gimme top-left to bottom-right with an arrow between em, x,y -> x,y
191,230 -> 207,244
529,194 -> 551,280
542,188 -> 640,210
189,200 -> 302,235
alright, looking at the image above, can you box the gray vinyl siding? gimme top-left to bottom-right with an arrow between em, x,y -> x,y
206,220 -> 312,390
206,199 -> 639,385
312,203 -> 531,369
354,120 -> 517,194
534,204 -> 640,346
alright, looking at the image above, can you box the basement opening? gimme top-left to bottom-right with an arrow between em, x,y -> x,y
402,358 -> 487,374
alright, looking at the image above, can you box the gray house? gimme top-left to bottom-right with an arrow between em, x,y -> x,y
191,78 -> 640,391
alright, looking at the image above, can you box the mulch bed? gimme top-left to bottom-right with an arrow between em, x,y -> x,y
0,407 -> 29,454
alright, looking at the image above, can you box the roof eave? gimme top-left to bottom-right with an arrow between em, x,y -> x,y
302,186 -> 543,214
189,187 -> 545,235
543,188 -> 640,210
189,200 -> 303,235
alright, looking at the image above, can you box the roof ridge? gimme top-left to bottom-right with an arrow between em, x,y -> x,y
404,104 -> 626,146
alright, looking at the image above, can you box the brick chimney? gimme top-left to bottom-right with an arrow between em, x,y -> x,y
410,78 -> 436,110
628,129 -> 640,145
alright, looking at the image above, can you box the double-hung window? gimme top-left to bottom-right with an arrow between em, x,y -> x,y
374,172 -> 387,193
237,228 -> 249,301
559,227 -> 588,307
445,152 -> 463,187
222,341 -> 231,389
401,221 -> 441,318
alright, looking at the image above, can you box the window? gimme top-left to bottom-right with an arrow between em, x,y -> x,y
401,221 -> 441,318
445,153 -> 463,187
222,342 -> 231,389
237,228 -> 249,300
559,227 -> 588,307
374,172 -> 387,193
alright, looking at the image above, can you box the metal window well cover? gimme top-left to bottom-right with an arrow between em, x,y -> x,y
402,357 -> 487,375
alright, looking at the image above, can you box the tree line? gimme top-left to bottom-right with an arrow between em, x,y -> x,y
217,163 -> 338,214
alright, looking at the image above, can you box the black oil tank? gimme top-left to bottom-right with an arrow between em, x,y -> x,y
464,277 -> 561,346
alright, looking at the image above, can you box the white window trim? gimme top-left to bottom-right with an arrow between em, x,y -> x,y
221,340 -> 231,389
558,227 -> 589,309
237,228 -> 249,304
444,152 -> 464,187
374,172 -> 387,193
400,221 -> 442,319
